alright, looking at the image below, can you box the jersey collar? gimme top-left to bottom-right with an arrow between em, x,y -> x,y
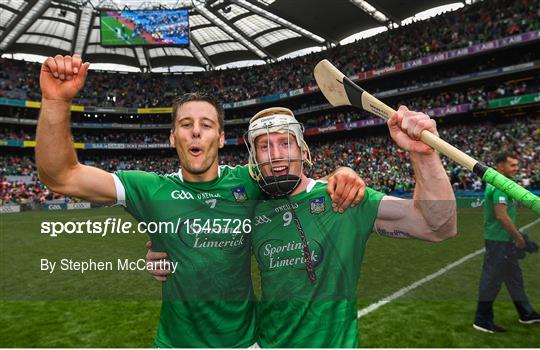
177,166 -> 222,182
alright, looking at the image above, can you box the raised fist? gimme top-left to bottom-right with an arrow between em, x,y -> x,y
40,54 -> 89,102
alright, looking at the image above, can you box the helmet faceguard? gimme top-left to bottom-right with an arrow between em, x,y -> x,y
244,107 -> 312,198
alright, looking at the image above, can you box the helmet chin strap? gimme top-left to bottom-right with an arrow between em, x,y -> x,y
258,174 -> 301,198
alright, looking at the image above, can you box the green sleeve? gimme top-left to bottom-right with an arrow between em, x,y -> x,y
352,187 -> 385,238
114,170 -> 162,221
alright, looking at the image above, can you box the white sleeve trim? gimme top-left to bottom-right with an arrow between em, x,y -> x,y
306,178 -> 326,193
112,174 -> 126,207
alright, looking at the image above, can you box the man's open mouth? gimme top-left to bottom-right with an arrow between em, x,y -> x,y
271,165 -> 289,176
189,146 -> 202,156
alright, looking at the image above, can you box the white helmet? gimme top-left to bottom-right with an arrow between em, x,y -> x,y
244,107 -> 312,197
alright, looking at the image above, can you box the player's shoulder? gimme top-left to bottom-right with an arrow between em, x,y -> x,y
218,164 -> 261,197
219,164 -> 254,184
306,180 -> 330,196
219,164 -> 249,176
116,169 -> 174,179
484,183 -> 495,193
307,180 -> 384,201
115,169 -> 181,187
484,183 -> 507,202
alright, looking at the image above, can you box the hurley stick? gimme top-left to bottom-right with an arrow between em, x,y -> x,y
313,59 -> 539,215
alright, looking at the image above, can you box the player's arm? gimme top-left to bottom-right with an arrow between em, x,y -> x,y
145,241 -> 170,282
145,241 -> 171,282
494,203 -> 525,248
36,55 -> 117,205
374,106 -> 457,242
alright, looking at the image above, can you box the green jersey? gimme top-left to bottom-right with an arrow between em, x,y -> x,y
483,183 -> 516,242
252,180 -> 384,347
114,165 -> 261,347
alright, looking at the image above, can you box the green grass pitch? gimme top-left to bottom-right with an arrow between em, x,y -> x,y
0,207 -> 538,347
100,16 -> 150,46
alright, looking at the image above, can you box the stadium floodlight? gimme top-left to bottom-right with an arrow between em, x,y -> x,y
314,59 -> 540,215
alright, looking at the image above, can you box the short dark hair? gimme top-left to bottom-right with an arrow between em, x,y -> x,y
494,151 -> 517,165
171,92 -> 224,132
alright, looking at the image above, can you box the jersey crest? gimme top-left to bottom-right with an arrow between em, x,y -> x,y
309,197 -> 326,214
232,186 -> 248,202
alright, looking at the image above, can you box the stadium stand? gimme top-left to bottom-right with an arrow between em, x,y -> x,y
0,0 -> 538,106
2,75 -> 540,142
1,0 -> 539,207
2,117 -> 538,205
1,1 -> 540,348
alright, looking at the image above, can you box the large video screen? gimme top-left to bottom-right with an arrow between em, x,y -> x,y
100,9 -> 189,47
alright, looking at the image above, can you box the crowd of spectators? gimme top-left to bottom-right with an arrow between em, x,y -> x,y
306,118 -> 539,194
2,1 -> 539,205
298,77 -> 539,128
1,176 -> 65,205
0,154 -> 179,205
0,156 -> 66,205
0,127 -> 170,144
2,117 -> 538,205
397,77 -> 538,111
2,76 -> 538,143
1,156 -> 35,176
1,0 -> 538,107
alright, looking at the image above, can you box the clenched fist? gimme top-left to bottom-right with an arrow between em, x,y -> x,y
387,105 -> 438,155
40,54 -> 89,102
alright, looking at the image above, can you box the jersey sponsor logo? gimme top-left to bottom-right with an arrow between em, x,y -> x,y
171,190 -> 194,200
196,192 -> 222,200
309,197 -> 325,214
254,215 -> 272,226
274,202 -> 298,213
231,186 -> 247,202
257,238 -> 324,271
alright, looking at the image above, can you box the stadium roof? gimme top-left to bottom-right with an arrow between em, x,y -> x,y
0,0 -> 467,71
